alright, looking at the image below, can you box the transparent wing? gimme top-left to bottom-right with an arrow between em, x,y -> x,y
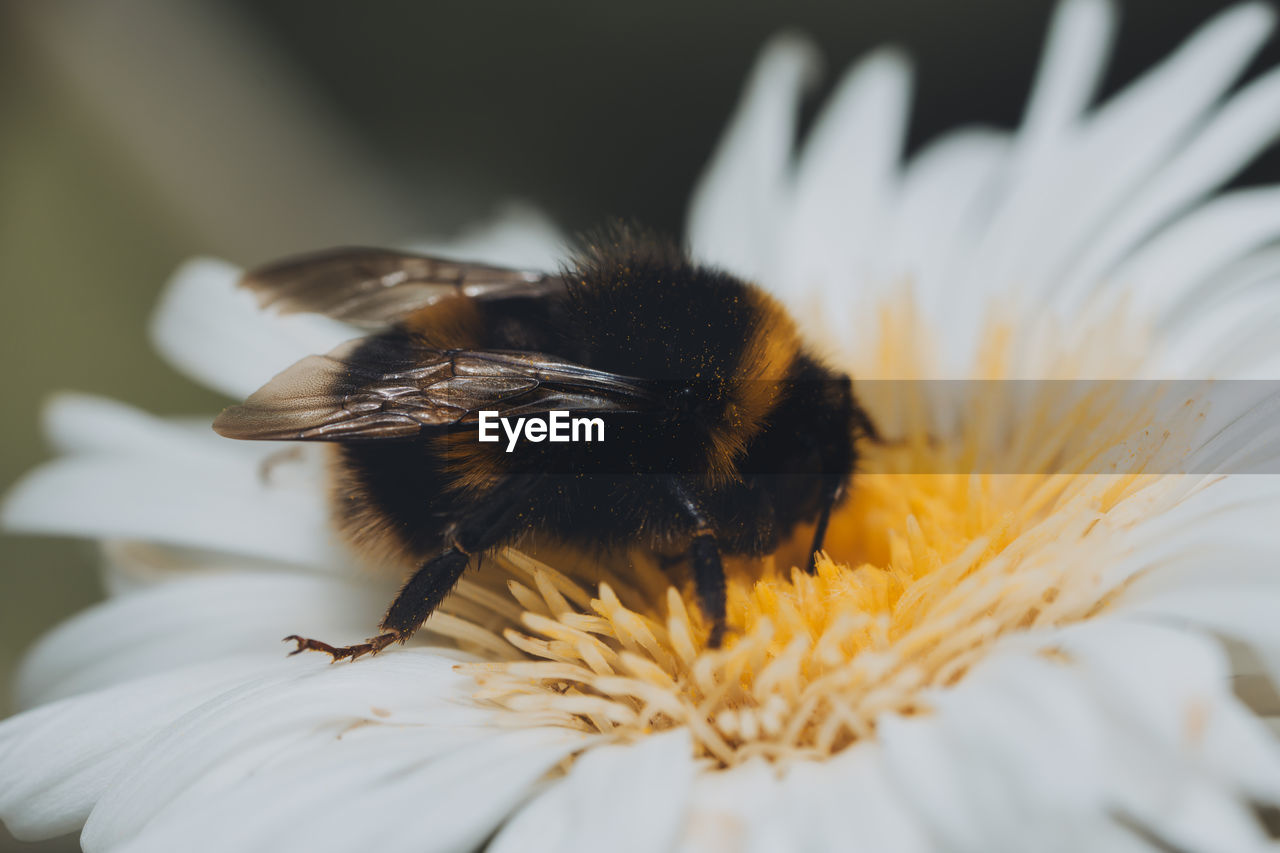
213,336 -> 654,441
240,247 -> 565,328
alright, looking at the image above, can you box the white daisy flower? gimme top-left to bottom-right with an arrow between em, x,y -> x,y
6,1 -> 1280,850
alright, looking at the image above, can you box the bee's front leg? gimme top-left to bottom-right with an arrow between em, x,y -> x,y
688,531 -> 726,648
669,478 -> 727,648
806,476 -> 843,575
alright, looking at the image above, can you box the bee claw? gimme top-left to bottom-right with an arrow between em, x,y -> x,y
282,632 -> 400,662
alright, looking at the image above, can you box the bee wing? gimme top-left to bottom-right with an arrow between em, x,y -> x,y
240,247 -> 564,328
212,338 -> 655,441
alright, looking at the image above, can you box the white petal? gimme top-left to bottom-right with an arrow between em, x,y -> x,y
686,35 -> 820,283
79,651 -> 513,851
1107,187 -> 1280,331
883,127 -> 1009,300
1158,245 -> 1280,333
95,540 -> 319,597
490,729 -> 694,853
875,649 -> 1118,851
484,776 -> 573,853
1115,777 -> 1279,853
1183,390 -> 1280,476
1160,304 -> 1262,379
0,657 -> 285,841
1014,0 -> 1116,168
870,127 -> 1010,367
778,746 -> 933,852
2,453 -> 339,570
407,202 -> 566,271
15,572 -> 392,708
677,759 -> 790,853
93,704 -> 585,853
4,394 -> 347,572
1122,586 -> 1280,655
1010,3 -> 1274,302
953,0 -> 1116,309
1108,476 -> 1280,567
777,48 -> 911,310
149,258 -> 361,399
1076,477 -> 1280,597
40,392 -> 254,461
111,728 -> 585,853
1048,621 -> 1280,852
1155,289 -> 1280,379
1057,64 -> 1280,313
954,1 -> 1271,341
1056,619 -> 1280,805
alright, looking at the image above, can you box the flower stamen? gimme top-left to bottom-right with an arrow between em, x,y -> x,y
444,314 -> 1201,767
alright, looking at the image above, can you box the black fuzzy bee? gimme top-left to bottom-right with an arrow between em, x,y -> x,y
214,229 -> 874,656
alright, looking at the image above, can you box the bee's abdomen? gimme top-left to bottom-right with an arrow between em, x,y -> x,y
329,441 -> 457,569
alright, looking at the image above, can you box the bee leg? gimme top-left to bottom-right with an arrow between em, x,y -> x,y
374,487 -> 539,641
806,478 -> 843,575
377,547 -> 471,642
669,478 -> 727,647
284,631 -> 399,662
688,531 -> 727,648
284,482 -> 539,663
257,446 -> 304,485
284,548 -> 470,663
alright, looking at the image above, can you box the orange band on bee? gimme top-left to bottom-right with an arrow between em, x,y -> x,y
703,287 -> 801,480
402,294 -> 486,348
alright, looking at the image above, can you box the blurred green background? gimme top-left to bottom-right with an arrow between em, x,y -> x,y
2,0 -> 1277,849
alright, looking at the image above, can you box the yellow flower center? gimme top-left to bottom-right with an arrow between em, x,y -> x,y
433,302 -> 1199,766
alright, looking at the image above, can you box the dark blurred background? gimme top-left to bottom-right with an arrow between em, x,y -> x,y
2,1 -> 1277,848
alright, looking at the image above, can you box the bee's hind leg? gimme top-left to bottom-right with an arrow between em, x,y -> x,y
284,631 -> 400,662
378,547 -> 472,644
285,548 -> 470,663
284,481 -> 539,662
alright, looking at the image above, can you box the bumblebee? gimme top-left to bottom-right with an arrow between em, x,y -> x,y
214,228 -> 874,656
